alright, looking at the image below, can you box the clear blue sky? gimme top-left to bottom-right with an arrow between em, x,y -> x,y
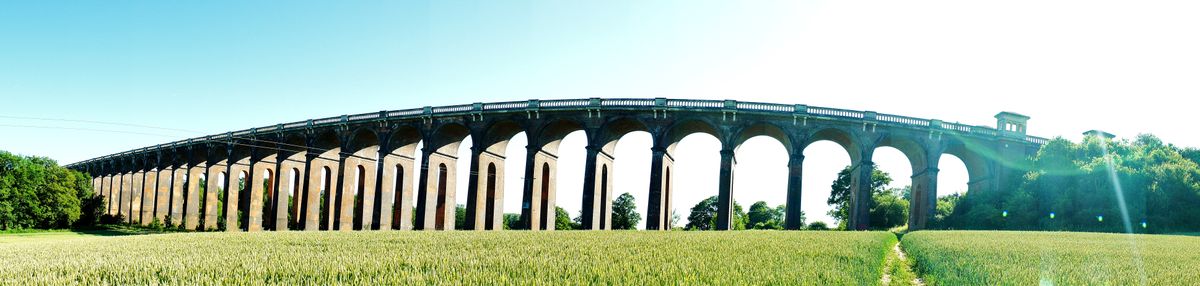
3,1 -> 1198,227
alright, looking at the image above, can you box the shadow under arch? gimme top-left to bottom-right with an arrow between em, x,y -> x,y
382,125 -> 422,230
577,116 -> 651,230
344,128 -> 380,230
465,119 -> 525,230
276,134 -> 310,231
875,133 -> 933,229
308,129 -> 341,231
518,118 -> 588,230
415,122 -> 471,231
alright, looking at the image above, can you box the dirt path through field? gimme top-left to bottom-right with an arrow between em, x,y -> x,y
883,235 -> 926,286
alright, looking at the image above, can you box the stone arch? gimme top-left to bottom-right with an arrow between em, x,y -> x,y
287,167 -> 301,230
382,125 -> 422,231
875,133 -> 933,230
728,121 -> 795,230
435,163 -> 449,230
485,162 -> 498,230
533,118 -> 586,154
539,162 -> 552,228
599,164 -> 610,229
731,121 -> 794,154
277,134 -> 309,231
480,120 -> 526,155
521,118 -> 586,231
648,118 -> 726,230
417,122 -> 470,231
307,130 -> 342,231
578,117 -> 651,230
428,123 -> 471,155
662,118 -> 724,154
799,126 -> 870,230
802,127 -> 864,164
466,119 -> 525,230
344,128 -> 380,231
256,167 -> 274,231
597,117 -> 650,155
227,144 -> 253,231
203,146 -> 230,231
318,165 -> 333,230
876,133 -> 931,177
942,137 -> 994,194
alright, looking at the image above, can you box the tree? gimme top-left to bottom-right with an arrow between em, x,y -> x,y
611,193 -> 641,230
870,188 -> 909,230
747,201 -> 786,230
940,134 -> 1200,233
555,207 -> 577,230
685,196 -> 747,230
807,221 -> 829,230
0,151 -> 94,230
455,204 -> 467,230
502,213 -> 521,230
827,166 -> 893,229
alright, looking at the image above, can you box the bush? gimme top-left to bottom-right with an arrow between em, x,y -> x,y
807,221 -> 829,230
99,214 -> 125,225
148,218 -> 164,232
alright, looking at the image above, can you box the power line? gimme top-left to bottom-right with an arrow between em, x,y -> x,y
1,117 -> 398,165
0,124 -> 179,138
0,115 -> 198,134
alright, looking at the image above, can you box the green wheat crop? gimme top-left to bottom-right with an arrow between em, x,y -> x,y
902,231 -> 1200,285
0,231 -> 894,285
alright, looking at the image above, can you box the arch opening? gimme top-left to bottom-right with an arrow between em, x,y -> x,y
435,163 -> 448,230
608,130 -> 652,230
732,135 -> 790,230
800,140 -> 853,229
670,132 -> 722,231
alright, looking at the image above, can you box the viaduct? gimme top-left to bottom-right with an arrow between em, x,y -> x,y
66,98 -> 1047,231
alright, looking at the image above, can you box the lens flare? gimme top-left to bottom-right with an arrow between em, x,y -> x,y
1098,138 -> 1147,285
1002,210 -> 1009,218
1097,215 -> 1104,222
1049,212 -> 1055,219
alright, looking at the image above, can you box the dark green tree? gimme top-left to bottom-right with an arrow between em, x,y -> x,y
502,213 -> 521,230
611,193 -> 641,230
685,196 -> 747,230
555,206 -> 577,230
828,166 -> 893,229
0,151 -> 94,230
747,201 -> 786,230
870,187 -> 909,230
455,204 -> 467,230
807,221 -> 829,230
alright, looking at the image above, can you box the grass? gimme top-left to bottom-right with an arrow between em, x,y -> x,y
902,231 -> 1200,285
0,226 -> 175,244
0,230 -> 895,285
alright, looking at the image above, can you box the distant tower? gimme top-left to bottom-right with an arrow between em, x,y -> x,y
992,111 -> 1033,193
1083,130 -> 1116,140
995,112 -> 1030,137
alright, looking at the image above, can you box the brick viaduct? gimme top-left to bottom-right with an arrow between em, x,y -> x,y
66,98 -> 1047,231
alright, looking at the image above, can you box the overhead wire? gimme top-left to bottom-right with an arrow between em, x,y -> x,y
0,115 -> 400,165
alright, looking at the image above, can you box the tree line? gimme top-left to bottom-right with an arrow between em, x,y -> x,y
940,134 -> 1200,233
0,151 -> 103,230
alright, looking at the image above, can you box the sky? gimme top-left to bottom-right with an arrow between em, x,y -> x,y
2,1 -> 1198,228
